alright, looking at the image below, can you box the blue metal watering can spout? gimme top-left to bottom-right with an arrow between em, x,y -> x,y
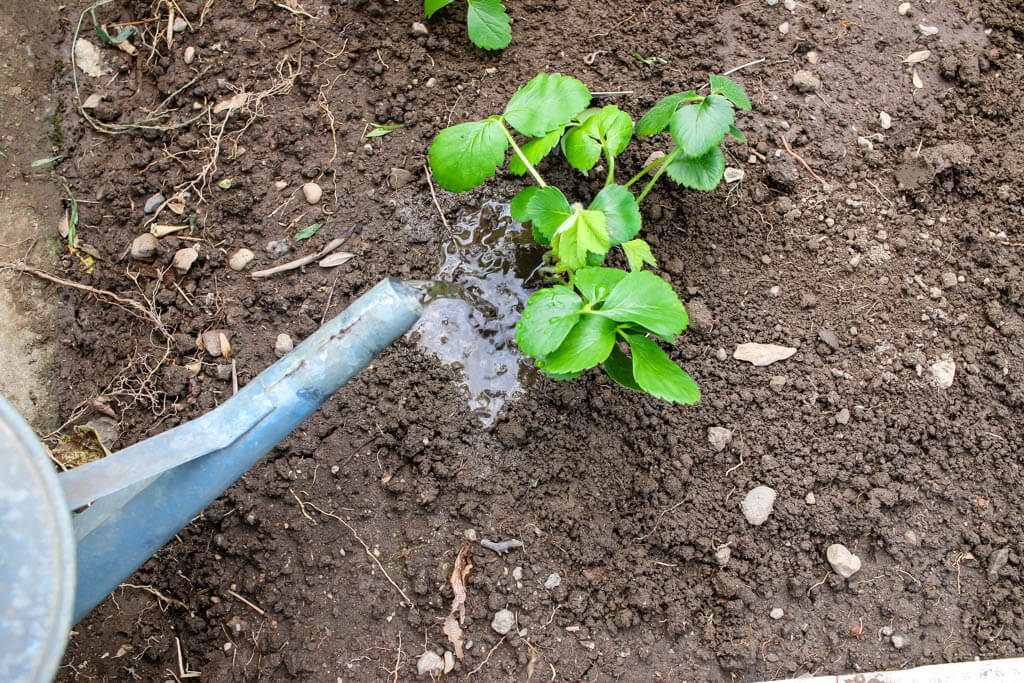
0,277 -> 423,682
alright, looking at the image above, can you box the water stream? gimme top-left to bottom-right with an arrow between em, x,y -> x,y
405,202 -> 546,426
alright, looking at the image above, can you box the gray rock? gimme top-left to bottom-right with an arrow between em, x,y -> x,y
929,359 -> 956,388
988,547 -> 1010,578
791,70 -> 821,93
144,193 -> 165,214
879,111 -> 892,129
417,651 -> 444,677
891,633 -> 909,649
940,272 -> 958,288
805,492 -> 816,505
734,342 -> 797,366
715,348 -> 728,361
389,167 -> 414,188
172,247 -> 198,273
836,408 -> 851,425
491,609 -> 515,635
770,607 -> 784,620
512,566 -> 523,581
818,329 -> 841,351
265,240 -> 290,258
215,364 -> 233,380
714,546 -> 731,566
229,248 -> 255,271
769,375 -> 787,392
741,486 -> 777,526
201,330 -> 231,357
544,573 -> 561,589
411,22 -> 429,36
130,233 -> 159,259
903,530 -> 919,546
274,333 -> 294,358
708,426 -> 733,452
686,299 -> 714,335
826,543 -> 862,578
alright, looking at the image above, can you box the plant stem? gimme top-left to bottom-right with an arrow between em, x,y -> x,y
636,147 -> 681,203
604,146 -> 615,187
624,154 -> 670,189
500,121 -> 546,188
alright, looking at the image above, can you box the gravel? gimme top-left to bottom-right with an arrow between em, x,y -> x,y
826,543 -> 862,578
130,233 -> 158,259
274,333 -> 294,358
229,248 -> 255,271
708,426 -> 733,452
741,486 -> 778,526
544,573 -> 562,589
491,609 -> 515,635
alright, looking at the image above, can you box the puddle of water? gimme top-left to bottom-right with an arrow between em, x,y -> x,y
407,201 -> 546,425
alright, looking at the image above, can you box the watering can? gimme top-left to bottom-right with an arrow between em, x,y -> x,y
0,278 -> 423,682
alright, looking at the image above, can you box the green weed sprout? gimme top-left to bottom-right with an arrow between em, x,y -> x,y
425,0 -> 511,51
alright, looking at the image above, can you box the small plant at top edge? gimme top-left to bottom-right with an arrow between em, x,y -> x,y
425,0 -> 511,51
428,72 -> 751,404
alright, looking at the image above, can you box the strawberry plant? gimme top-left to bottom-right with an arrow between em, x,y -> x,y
425,0 -> 511,51
428,73 -> 750,404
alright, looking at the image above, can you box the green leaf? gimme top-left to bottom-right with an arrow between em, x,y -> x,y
30,156 -> 61,167
424,0 -> 456,18
710,74 -> 751,111
550,208 -> 610,270
504,73 -> 591,138
217,178 -> 233,190
466,0 -> 511,50
665,146 -> 725,191
727,123 -> 747,144
573,267 -> 626,302
603,345 -> 642,392
599,271 -> 687,338
543,314 -> 617,374
294,222 -> 323,241
621,239 -> 657,271
540,367 -> 583,381
515,285 -> 583,357
562,123 -> 602,173
366,123 -> 405,138
670,94 -> 734,158
588,184 -> 640,245
626,334 -> 700,404
636,91 -> 696,136
428,118 -> 508,192
510,186 -> 539,224
562,106 -> 633,173
525,186 -> 571,246
509,127 -> 563,176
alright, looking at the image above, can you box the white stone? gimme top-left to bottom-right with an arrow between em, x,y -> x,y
779,21 -> 790,35
929,359 -> 956,388
891,633 -> 909,649
826,543 -> 862,578
741,486 -> 778,526
918,24 -> 939,36
544,573 -> 561,589
879,111 -> 892,129
184,46 -> 196,64
770,607 -> 784,620
229,248 -> 255,271
805,492 -> 816,505
74,39 -> 108,77
417,651 -> 444,677
708,426 -> 733,452
173,17 -> 187,33
302,182 -> 323,204
897,2 -> 912,16
783,0 -> 795,9
172,247 -> 198,273
491,609 -> 515,635
411,22 -> 429,37
274,333 -> 294,358
733,343 -> 797,366
724,167 -> 745,183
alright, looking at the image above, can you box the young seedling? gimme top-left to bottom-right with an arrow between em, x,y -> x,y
424,0 -> 511,51
428,73 -> 750,404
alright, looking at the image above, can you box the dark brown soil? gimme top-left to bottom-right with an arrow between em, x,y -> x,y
52,0 -> 1022,680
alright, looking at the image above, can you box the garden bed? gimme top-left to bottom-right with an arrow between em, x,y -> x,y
54,0 -> 1023,679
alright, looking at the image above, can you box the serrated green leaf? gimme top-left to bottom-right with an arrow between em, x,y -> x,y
562,123 -> 602,172
550,208 -> 609,270
665,146 -> 725,191
466,0 -> 511,50
543,314 -> 617,374
599,271 -> 687,338
428,118 -> 508,192
562,106 -> 633,173
621,239 -> 657,271
589,184 -> 640,245
540,367 -> 583,380
504,73 -> 591,138
604,345 -> 642,392
670,94 -> 734,158
509,127 -> 563,176
515,285 -> 583,357
424,0 -> 456,18
727,123 -> 747,144
626,334 -> 700,404
510,186 -> 539,224
709,75 -> 751,111
573,267 -> 627,302
636,91 -> 697,136
525,186 -> 571,246
294,222 -> 323,241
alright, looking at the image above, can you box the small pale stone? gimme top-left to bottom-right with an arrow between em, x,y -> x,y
791,70 -> 821,93
897,2 -> 911,15
173,17 -> 187,33
918,24 -> 939,36
443,651 -> 455,674
805,492 -> 816,505
857,136 -> 874,152
826,543 -> 862,578
491,609 -> 515,635
643,150 -> 666,167
879,111 -> 892,129
714,546 -> 731,566
302,182 -> 323,204
274,333 -> 294,358
783,0 -> 796,9
769,375 -> 787,392
770,608 -> 784,620
903,530 -> 919,546
805,50 -> 819,64
891,633 -> 909,649
512,566 -> 523,581
779,21 -> 790,35
741,486 -> 778,526
130,233 -> 159,259
708,426 -> 733,452
425,77 -> 437,88
184,46 -> 196,64
734,342 -> 797,366
544,573 -> 561,589
201,330 -> 231,357
411,22 -> 429,37
941,272 -> 957,288
716,348 -> 728,362
836,408 -> 851,425
724,167 -> 745,183
929,359 -> 956,388
229,248 -> 255,271
417,651 -> 444,677
988,548 -> 1010,577
768,285 -> 780,297
144,193 -> 165,214
172,247 -> 198,273
273,180 -> 288,191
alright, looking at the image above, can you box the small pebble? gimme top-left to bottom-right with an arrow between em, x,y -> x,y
512,566 -> 523,581
941,272 -> 957,288
144,193 -> 165,214
544,573 -> 561,589
891,633 -> 909,649
265,240 -> 290,258
491,609 -> 515,635
879,111 -> 892,129
411,22 -> 429,37
988,547 -> 1010,578
881,625 -> 894,637
783,0 -> 796,10
770,608 -> 784,620
724,167 -> 745,183
130,233 -> 158,259
417,651 -> 444,678
857,136 -> 874,151
768,285 -> 781,297
302,182 -> 323,204
273,180 -> 288,191
929,359 -> 956,389
425,77 -> 437,88
172,247 -> 198,273
791,70 -> 821,93
805,492 -> 816,505
805,50 -> 819,64
769,375 -> 787,392
714,546 -> 731,566
734,342 -> 797,366
826,543 -> 862,578
779,21 -> 790,35
172,17 -> 187,33
274,333 -> 294,358
741,486 -> 778,526
184,46 -> 196,64
836,408 -> 851,425
708,426 -> 733,452
903,530 -> 919,546
918,24 -> 939,36
715,348 -> 728,362
897,2 -> 912,15
229,248 -> 255,271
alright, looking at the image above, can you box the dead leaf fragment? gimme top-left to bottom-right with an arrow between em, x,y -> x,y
443,615 -> 465,662
902,50 -> 931,64
150,223 -> 189,237
58,210 -> 70,238
81,93 -> 104,109
449,544 -> 471,622
912,70 -> 923,88
213,91 -> 249,114
167,200 -> 186,215
74,39 -> 108,77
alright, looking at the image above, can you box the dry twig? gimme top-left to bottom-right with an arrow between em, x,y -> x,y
120,583 -> 192,614
423,163 -> 452,235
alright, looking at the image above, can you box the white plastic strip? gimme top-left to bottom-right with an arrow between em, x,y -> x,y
760,658 -> 1024,683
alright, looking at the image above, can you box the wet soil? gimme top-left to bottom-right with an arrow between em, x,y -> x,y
51,0 -> 1023,680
